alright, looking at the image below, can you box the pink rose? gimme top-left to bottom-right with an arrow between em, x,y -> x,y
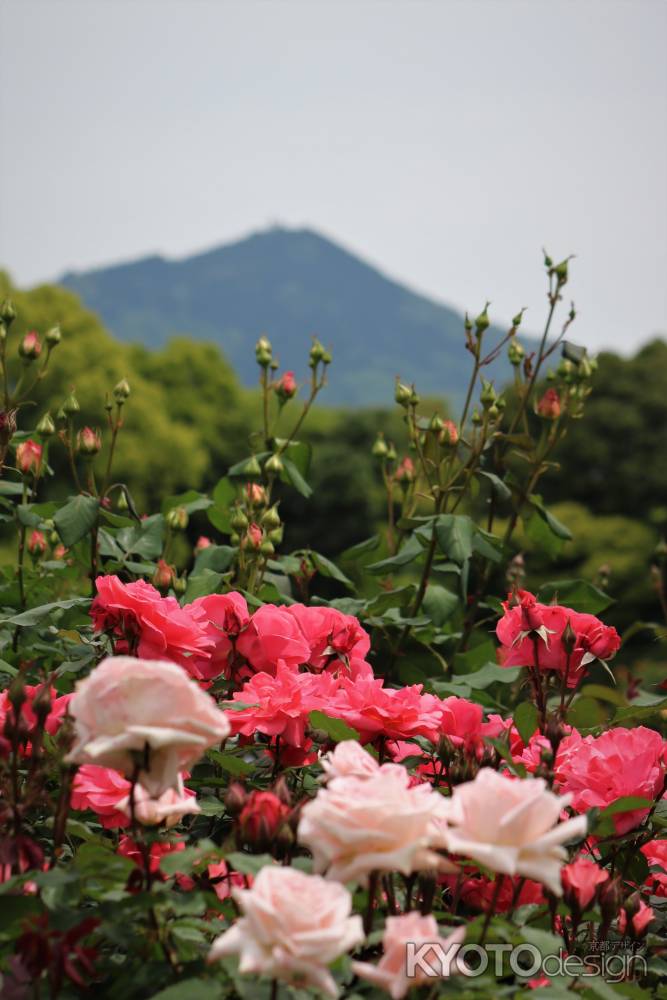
91,575 -> 215,680
352,913 -> 465,998
298,763 -> 454,886
71,765 -> 131,828
207,865 -> 363,998
439,696 -> 484,750
329,676 -> 443,744
320,740 -> 379,782
555,726 -> 665,833
444,768 -> 587,895
641,839 -> 667,897
186,592 -> 250,679
66,656 -> 230,796
235,604 -> 310,675
227,663 -> 336,748
286,604 -> 371,674
496,590 -> 620,687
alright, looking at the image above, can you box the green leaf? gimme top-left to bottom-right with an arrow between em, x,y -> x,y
434,514 -> 475,563
0,894 -> 42,931
281,457 -> 312,498
160,839 -> 220,876
579,684 -> 627,708
192,544 -> 235,576
529,494 -> 573,540
476,470 -> 512,502
537,579 -> 614,615
422,584 -> 459,627
366,534 -> 423,574
148,979 -> 223,1000
206,749 -> 255,776
567,696 -> 606,730
341,535 -> 380,560
309,710 -> 360,742
514,702 -> 539,744
309,551 -> 353,589
54,494 -> 100,547
162,490 -> 213,516
524,509 -> 564,559
117,514 -> 165,560
613,699 -> 667,725
224,852 -> 274,876
207,477 -> 237,533
0,597 -> 90,627
182,569 -> 223,603
275,439 -> 312,478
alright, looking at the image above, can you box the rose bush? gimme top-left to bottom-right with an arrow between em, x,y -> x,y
0,262 -> 665,997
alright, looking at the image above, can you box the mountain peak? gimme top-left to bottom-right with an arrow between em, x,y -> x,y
59,226 -> 513,407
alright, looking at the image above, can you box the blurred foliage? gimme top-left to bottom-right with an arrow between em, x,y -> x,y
1,270 -> 665,631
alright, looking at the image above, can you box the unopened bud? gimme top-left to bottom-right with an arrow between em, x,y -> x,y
275,371 -> 297,401
231,508 -> 250,533
386,441 -> 397,462
429,413 -> 444,433
261,505 -> 281,531
172,575 -> 187,595
166,506 -> 189,531
244,455 -> 263,478
512,309 -> 526,328
45,325 -> 61,347
394,380 -> 413,407
77,426 -> 102,456
474,302 -> 490,335
243,523 -> 263,550
268,526 -> 283,545
113,378 -> 131,403
508,338 -> 525,366
255,336 -> 273,367
309,338 -> 326,367
536,388 -> 562,421
395,456 -> 415,484
264,453 -> 284,475
553,257 -> 571,285
471,407 -> 482,426
480,379 -> 496,410
62,391 -> 80,415
32,683 -> 52,724
543,249 -> 553,268
152,559 -> 174,590
260,539 -> 275,556
1,299 -> 17,324
439,420 -> 459,448
8,674 -> 27,713
36,412 -> 55,439
27,529 -> 47,557
19,330 -> 42,361
224,782 -> 247,817
372,433 -> 389,458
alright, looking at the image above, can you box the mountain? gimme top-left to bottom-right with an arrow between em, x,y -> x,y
60,227 -> 526,408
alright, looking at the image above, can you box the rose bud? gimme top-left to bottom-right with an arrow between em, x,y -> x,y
618,895 -> 654,939
152,559 -> 175,590
242,523 -> 263,551
561,857 -> 609,915
395,456 -> 415,484
536,388 -> 562,420
245,482 -> 267,506
166,506 -> 189,531
394,379 -> 413,407
18,330 -> 42,361
272,776 -> 292,807
35,412 -> 56,439
194,536 -> 212,553
16,439 -> 43,477
438,420 -> 459,447
77,427 -> 102,456
27,530 -> 47,558
238,790 -> 290,853
113,378 -> 131,403
225,782 -> 248,817
275,371 -> 297,401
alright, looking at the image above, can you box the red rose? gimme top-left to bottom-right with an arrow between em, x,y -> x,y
562,856 -> 609,911
236,604 -> 310,675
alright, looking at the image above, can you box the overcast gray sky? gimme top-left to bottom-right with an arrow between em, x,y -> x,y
1,0 -> 665,352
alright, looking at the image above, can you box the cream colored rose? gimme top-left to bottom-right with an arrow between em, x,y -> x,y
207,865 -> 363,998
353,912 -> 465,998
320,740 -> 379,781
444,767 -> 587,895
66,656 -> 230,796
298,763 -> 456,886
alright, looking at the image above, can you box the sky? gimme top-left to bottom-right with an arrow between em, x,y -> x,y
0,0 -> 665,353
